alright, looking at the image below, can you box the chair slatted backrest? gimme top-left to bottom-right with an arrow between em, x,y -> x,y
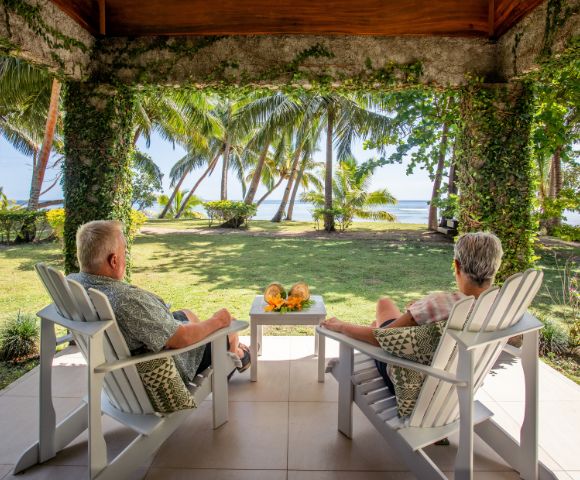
35,264 -> 154,415
409,269 -> 543,428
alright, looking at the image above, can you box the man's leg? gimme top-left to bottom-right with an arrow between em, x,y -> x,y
372,297 -> 402,327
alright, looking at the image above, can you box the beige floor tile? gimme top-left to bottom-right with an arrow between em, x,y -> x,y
288,402 -> 407,471
145,468 -> 287,480
3,365 -> 87,398
497,400 -> 580,471
152,401 -> 289,470
288,336 -> 340,361
1,465 -> 87,479
0,396 -> 84,465
288,471 -> 415,480
289,359 -> 338,402
0,465 -> 13,480
228,360 -> 290,401
243,335 -> 291,361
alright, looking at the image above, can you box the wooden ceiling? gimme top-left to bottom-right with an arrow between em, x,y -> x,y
50,0 -> 545,39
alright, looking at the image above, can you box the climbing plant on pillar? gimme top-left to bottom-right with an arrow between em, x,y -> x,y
456,79 -> 537,281
63,81 -> 136,274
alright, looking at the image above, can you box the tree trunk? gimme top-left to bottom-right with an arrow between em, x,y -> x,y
428,120 -> 450,231
324,108 -> 335,232
244,141 -> 270,204
175,153 -> 220,219
546,146 -> 563,233
159,171 -> 189,218
257,177 -> 285,207
271,146 -> 302,222
448,156 -> 457,196
28,79 -> 61,211
220,142 -> 230,200
285,158 -> 307,220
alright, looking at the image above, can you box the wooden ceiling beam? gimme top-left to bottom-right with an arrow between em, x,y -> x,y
488,0 -> 495,38
98,0 -> 106,36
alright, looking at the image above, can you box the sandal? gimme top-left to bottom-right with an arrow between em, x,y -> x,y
237,343 -> 251,373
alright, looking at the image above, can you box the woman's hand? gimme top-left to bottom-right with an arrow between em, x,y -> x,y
321,317 -> 345,333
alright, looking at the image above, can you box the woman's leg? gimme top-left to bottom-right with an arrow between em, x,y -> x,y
372,297 -> 402,327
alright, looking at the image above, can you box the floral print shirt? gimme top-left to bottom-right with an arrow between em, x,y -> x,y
67,272 -> 205,382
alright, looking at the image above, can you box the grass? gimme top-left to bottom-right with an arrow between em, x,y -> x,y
0,223 -> 578,385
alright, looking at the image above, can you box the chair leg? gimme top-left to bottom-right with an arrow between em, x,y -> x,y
520,329 -> 539,480
39,317 -> 57,463
88,333 -> 107,480
455,345 -> 475,480
337,343 -> 354,438
211,338 -> 229,429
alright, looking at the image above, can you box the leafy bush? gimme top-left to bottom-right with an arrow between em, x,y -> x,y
129,209 -> 148,240
0,210 -> 48,244
538,317 -> 570,357
204,201 -> 257,228
312,207 -> 351,232
0,312 -> 40,361
552,224 -> 580,242
46,208 -> 65,242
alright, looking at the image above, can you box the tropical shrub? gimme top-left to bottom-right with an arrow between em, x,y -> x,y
0,210 -> 47,244
46,208 -> 65,242
0,312 -> 39,361
158,190 -> 204,219
538,317 -> 570,357
303,158 -> 396,231
204,201 -> 257,228
552,224 -> 580,242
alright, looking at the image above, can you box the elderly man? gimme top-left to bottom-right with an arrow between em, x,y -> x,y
68,220 -> 250,383
321,231 -> 503,391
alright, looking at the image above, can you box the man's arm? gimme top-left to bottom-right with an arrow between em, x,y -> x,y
165,308 -> 231,349
321,311 -> 417,346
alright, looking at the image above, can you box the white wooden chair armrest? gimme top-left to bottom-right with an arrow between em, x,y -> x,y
316,326 -> 465,385
96,320 -> 248,374
37,304 -> 114,337
447,312 -> 542,351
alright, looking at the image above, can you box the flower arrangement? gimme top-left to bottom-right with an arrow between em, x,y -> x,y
263,282 -> 313,312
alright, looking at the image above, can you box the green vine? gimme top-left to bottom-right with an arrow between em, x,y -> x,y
456,78 -> 537,281
541,0 -> 580,57
62,82 -> 135,275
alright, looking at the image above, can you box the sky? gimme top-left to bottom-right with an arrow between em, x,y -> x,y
0,132 -> 433,203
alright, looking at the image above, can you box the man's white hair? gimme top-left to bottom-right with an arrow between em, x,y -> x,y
76,220 -> 124,273
454,232 -> 503,287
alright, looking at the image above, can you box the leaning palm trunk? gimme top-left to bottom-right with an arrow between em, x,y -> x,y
220,143 -> 231,200
428,120 -> 449,231
244,142 -> 270,204
27,78 -> 61,212
272,146 -> 302,222
159,171 -> 189,218
257,177 -> 285,207
175,153 -> 220,219
324,108 -> 335,232
285,159 -> 307,220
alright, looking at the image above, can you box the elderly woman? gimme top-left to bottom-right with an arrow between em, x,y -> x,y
321,231 -> 503,390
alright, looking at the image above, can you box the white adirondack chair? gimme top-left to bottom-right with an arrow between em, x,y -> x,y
14,263 -> 248,480
318,269 -> 556,480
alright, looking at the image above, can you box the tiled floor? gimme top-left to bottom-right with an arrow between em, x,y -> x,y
0,336 -> 578,480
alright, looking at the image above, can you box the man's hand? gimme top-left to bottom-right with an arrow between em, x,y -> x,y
211,308 -> 232,329
321,317 -> 345,333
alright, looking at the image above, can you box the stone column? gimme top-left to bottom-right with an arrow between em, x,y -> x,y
63,82 -> 135,273
456,81 -> 536,281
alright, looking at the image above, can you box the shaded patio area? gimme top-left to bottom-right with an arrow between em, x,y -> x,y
1,335 -> 578,480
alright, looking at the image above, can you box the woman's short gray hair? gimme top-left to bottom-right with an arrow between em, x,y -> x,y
76,220 -> 124,273
454,232 -> 503,287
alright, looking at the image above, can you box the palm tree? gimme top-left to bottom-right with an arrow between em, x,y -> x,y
250,139 -> 293,207
271,121 -> 322,222
158,189 -> 202,219
0,57 -> 62,211
285,155 -> 323,221
302,157 -> 396,231
304,92 -> 396,231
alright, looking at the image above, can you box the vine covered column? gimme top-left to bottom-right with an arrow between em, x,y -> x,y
456,81 -> 536,281
63,81 -> 135,273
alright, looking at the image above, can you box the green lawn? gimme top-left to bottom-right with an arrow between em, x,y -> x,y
0,226 -> 578,388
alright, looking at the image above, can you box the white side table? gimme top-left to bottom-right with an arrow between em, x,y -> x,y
249,294 -> 327,382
